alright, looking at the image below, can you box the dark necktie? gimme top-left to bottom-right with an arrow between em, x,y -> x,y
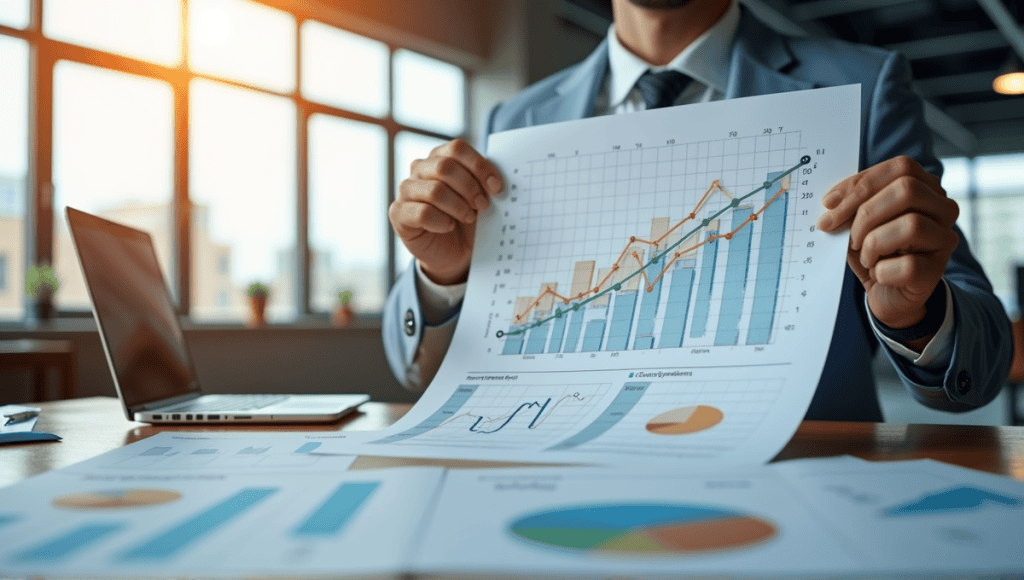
634,69 -> 693,110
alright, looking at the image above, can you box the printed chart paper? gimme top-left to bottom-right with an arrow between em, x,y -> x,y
0,434 -> 443,578
414,460 -> 1024,578
355,85 -> 860,466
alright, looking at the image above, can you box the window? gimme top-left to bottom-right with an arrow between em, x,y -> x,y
43,0 -> 180,66
941,154 -> 1024,314
301,21 -> 389,117
0,35 -> 28,319
190,79 -> 296,322
52,62 -> 175,310
309,115 -> 387,313
0,254 -> 7,291
393,49 -> 466,136
189,0 -> 295,93
0,0 -> 30,29
3,0 -> 469,324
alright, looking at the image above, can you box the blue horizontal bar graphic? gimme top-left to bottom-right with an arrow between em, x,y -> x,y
294,482 -> 380,536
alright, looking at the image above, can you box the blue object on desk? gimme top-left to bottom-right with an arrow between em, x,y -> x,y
0,431 -> 62,444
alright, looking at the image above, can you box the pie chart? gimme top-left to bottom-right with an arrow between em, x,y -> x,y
53,489 -> 183,510
510,503 -> 776,555
646,405 -> 723,435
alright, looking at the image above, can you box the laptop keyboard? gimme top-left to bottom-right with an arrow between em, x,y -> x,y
167,395 -> 288,413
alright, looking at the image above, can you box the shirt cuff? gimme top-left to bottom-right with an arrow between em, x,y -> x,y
415,260 -> 466,326
866,280 -> 955,368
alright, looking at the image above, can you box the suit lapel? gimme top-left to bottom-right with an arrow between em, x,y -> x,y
528,40 -> 609,126
725,8 -> 816,99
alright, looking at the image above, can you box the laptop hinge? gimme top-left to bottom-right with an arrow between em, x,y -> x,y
131,389 -> 202,415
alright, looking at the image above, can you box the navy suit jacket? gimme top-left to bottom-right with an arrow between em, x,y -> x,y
383,7 -> 1012,422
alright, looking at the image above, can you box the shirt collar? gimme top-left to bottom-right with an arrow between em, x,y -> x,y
605,0 -> 740,108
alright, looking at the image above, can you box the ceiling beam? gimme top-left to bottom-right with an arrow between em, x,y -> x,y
922,101 -> 979,154
789,0 -> 919,21
976,0 -> 1024,62
884,29 -> 1007,60
916,70 -> 1000,96
946,99 -> 1024,123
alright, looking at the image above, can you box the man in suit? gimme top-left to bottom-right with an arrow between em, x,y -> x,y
383,0 -> 1012,422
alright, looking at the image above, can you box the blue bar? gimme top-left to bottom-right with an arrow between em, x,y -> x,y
581,319 -> 607,352
658,266 -> 696,348
121,488 -> 277,561
562,305 -> 586,353
715,207 -> 754,345
547,308 -> 569,353
141,447 -> 172,456
689,228 -> 720,338
371,385 -> 477,444
0,515 -> 21,529
524,313 -> 551,354
748,174 -> 788,345
296,442 -> 322,454
294,482 -> 379,536
16,523 -> 124,563
605,291 -> 638,351
239,446 -> 269,455
548,382 -> 649,450
632,259 -> 664,350
501,326 -> 525,355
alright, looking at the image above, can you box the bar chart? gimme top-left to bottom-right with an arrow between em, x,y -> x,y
498,136 -> 804,356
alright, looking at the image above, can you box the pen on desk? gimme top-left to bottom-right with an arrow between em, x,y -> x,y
4,410 -> 40,426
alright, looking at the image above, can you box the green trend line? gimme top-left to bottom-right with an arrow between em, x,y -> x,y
499,156 -> 811,339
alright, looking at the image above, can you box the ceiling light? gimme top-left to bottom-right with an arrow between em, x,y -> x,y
993,53 -> 1024,95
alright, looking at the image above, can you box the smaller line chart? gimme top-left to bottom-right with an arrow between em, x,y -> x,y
490,131 -> 818,356
369,384 -> 612,449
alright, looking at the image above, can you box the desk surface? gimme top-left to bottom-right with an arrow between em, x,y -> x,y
3,397 -> 1024,487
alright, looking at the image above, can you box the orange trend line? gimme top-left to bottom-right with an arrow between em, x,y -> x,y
512,182 -> 788,325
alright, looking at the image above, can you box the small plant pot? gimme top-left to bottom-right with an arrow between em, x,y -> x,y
248,295 -> 268,327
332,305 -> 354,327
34,286 -> 54,321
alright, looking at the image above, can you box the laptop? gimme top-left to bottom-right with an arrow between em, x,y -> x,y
66,207 -> 370,424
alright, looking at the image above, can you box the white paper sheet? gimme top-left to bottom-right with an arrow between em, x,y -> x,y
414,460 -> 1024,578
0,434 -> 443,578
353,85 -> 860,466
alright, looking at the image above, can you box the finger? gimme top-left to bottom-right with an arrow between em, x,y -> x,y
411,155 -> 489,213
389,200 -> 456,236
849,175 -> 959,250
400,178 -> 476,224
432,138 -> 504,202
818,156 -> 943,232
873,253 -> 946,296
860,213 -> 959,270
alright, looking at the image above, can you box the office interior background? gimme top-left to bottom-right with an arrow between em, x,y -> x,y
0,0 -> 1021,423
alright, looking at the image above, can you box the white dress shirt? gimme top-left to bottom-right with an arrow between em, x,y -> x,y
413,0 -> 953,366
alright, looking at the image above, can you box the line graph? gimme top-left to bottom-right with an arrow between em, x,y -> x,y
502,157 -> 806,334
495,133 -> 811,355
369,384 -> 611,449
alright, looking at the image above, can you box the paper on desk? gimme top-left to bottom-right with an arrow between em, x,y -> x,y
415,460 -> 1024,578
0,433 -> 442,578
0,405 -> 60,445
343,85 -> 860,467
59,431 -> 359,474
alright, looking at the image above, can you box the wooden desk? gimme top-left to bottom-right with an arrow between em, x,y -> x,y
3,397 -> 1024,488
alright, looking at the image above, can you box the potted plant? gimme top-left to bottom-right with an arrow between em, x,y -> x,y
333,290 -> 354,327
25,263 -> 60,320
247,282 -> 270,327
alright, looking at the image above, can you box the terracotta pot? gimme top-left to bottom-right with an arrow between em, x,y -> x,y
249,294 -> 268,327
332,305 -> 354,327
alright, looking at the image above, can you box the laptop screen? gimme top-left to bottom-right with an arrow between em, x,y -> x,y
67,208 -> 200,410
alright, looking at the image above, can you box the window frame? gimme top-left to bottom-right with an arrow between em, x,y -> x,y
0,0 -> 467,323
